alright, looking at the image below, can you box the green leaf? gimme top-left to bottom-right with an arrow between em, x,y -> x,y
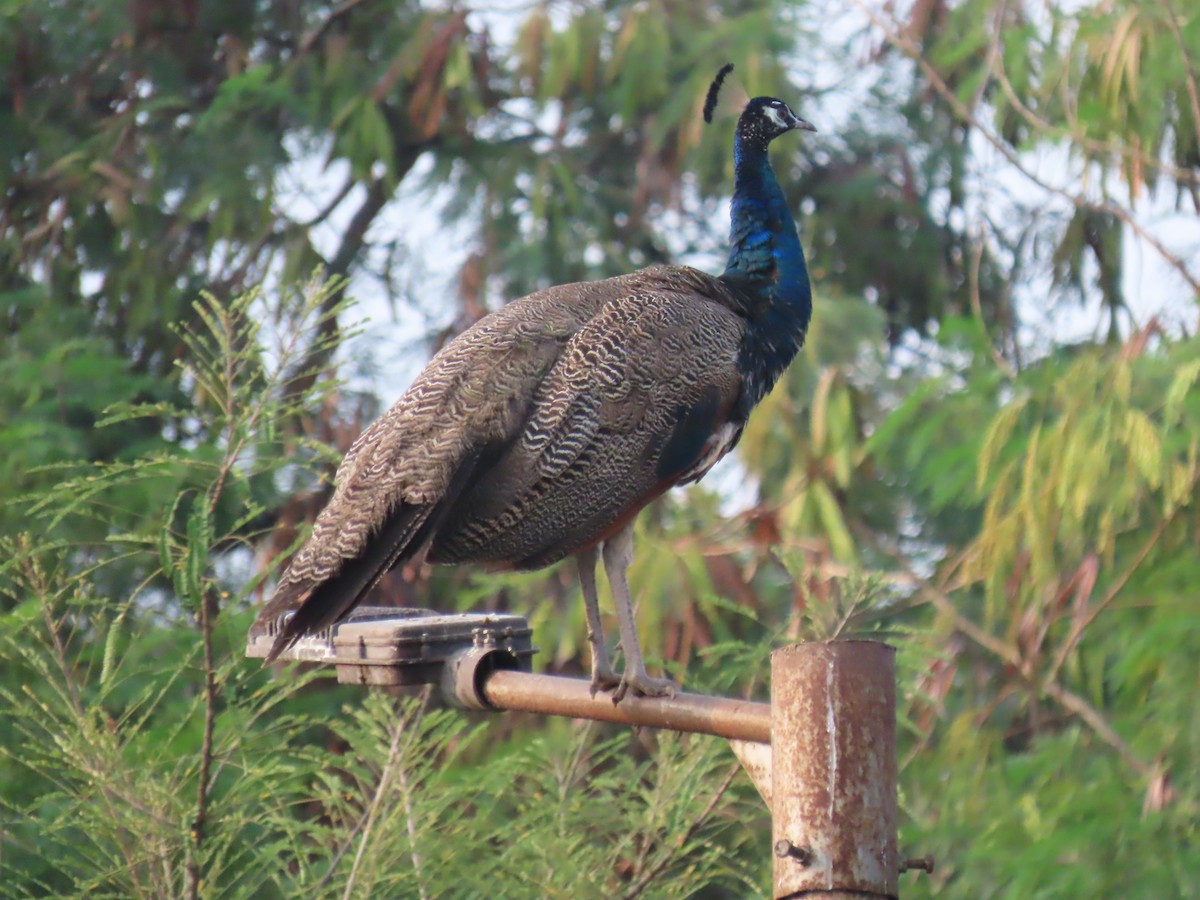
1164,358 -> 1200,426
1123,408 -> 1162,488
977,395 -> 1029,490
810,479 -> 856,563
184,494 -> 213,608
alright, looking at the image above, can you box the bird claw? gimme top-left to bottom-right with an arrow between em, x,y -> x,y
589,666 -> 623,698
590,659 -> 676,703
610,670 -> 677,705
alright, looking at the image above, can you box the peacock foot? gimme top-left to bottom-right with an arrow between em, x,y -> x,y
589,660 -> 622,697
610,668 -> 677,705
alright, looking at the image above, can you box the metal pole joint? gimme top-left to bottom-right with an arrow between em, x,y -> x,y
771,640 -> 898,899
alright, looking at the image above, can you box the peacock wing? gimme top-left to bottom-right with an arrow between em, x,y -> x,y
431,280 -> 749,569
253,273 -> 651,657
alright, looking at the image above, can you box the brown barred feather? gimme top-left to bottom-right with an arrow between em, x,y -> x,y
254,264 -> 758,657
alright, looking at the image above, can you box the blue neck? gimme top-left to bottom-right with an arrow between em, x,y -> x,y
722,135 -> 812,404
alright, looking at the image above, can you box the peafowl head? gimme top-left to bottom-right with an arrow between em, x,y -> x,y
704,63 -> 816,150
738,96 -> 817,147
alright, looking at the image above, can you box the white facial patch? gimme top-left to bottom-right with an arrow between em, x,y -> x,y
764,105 -> 791,129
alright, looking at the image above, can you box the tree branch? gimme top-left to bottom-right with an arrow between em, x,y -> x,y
298,0 -> 376,55
342,692 -> 429,899
1046,495 -> 1183,683
185,588 -> 219,900
850,0 -> 1200,296
866,531 -> 1155,780
1159,0 -> 1200,161
1040,679 -> 1152,778
279,177 -> 392,407
280,134 -> 430,411
294,175 -> 358,229
620,762 -> 742,900
990,38 -> 1199,189
968,225 -> 1017,378
24,550 -> 161,894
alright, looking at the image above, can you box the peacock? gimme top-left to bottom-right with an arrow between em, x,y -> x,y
253,64 -> 816,702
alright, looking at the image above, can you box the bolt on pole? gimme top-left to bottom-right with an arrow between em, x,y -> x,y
771,640 -> 898,899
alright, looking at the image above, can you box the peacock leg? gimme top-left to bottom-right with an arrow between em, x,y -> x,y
601,524 -> 677,703
577,547 -> 620,695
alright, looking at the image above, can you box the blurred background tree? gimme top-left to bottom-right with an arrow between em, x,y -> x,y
1,0 -> 1197,896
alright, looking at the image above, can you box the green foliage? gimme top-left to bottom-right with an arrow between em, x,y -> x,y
870,333 -> 1200,897
4,0 -> 1200,896
0,280 -> 772,898
290,700 -> 764,898
0,278 -> 343,893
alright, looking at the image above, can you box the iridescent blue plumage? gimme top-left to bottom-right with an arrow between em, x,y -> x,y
720,96 -> 816,408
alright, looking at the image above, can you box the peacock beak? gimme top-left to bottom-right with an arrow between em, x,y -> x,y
794,116 -> 817,133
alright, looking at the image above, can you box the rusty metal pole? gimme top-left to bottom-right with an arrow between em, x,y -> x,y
771,641 -> 897,899
472,669 -> 770,743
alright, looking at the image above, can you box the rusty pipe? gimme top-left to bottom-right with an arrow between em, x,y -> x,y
464,668 -> 770,743
771,640 -> 898,899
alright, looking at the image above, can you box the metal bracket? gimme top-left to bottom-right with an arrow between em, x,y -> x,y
246,605 -> 536,687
